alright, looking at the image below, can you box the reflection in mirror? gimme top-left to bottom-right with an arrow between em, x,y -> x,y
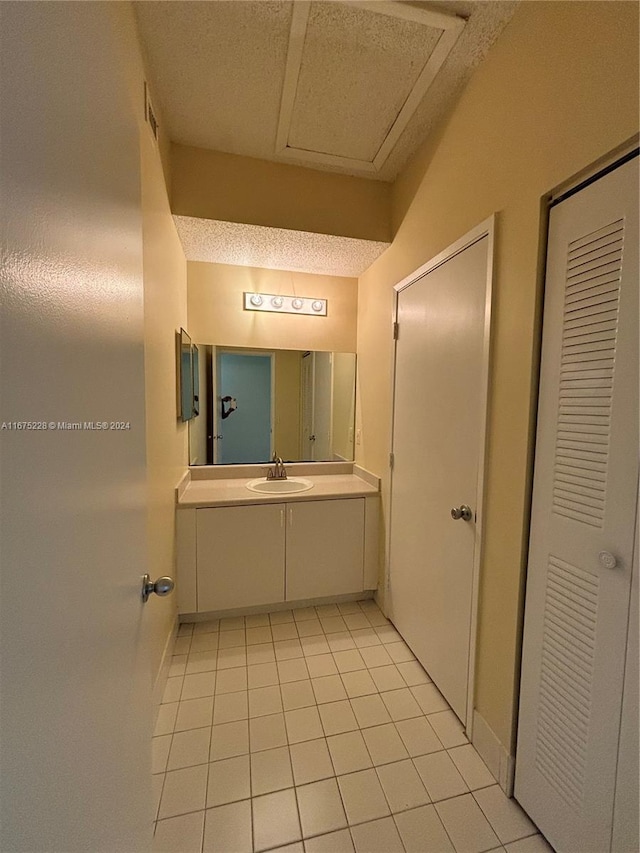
179,328 -> 195,422
189,346 -> 356,465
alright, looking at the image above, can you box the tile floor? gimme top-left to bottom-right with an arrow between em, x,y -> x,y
153,600 -> 552,853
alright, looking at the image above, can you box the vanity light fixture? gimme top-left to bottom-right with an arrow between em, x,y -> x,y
244,292 -> 327,316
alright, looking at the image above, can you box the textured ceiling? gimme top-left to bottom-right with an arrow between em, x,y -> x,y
173,216 -> 390,277
134,1 -> 518,182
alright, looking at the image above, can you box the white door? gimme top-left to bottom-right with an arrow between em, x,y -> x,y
301,352 -> 316,459
313,352 -> 333,460
515,156 -> 638,852
389,231 -> 491,725
1,4 -> 152,851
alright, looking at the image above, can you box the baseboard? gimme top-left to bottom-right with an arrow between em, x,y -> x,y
472,709 -> 516,796
152,615 -> 178,725
179,591 -> 376,623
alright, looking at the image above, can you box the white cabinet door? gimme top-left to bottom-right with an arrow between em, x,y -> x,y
515,155 -> 638,853
197,505 -> 286,611
286,499 -> 364,600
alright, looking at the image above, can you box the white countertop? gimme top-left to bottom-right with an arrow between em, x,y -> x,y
177,469 -> 379,508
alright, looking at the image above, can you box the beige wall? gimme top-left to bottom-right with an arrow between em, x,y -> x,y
357,1 -> 639,752
116,4 -> 189,687
274,350 -> 302,461
172,143 -> 391,242
188,262 -> 358,353
332,353 -> 356,462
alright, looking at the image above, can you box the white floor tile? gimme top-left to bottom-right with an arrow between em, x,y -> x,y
306,653 -> 339,678
380,687 -> 423,721
190,634 -> 218,653
207,754 -> 250,807
152,735 -> 172,775
327,632 -> 357,652
473,786 -> 537,845
248,685 -> 283,718
174,637 -> 192,656
186,651 -> 218,675
159,764 -> 208,819
168,656 -> 187,678
153,810 -> 205,853
338,601 -> 363,615
193,620 -> 219,635
350,816 -> 404,853
203,800 -> 252,853
414,751 -> 468,802
394,804 -> 454,853
369,665 -> 405,692
271,623 -> 299,642
290,737 -> 335,785
297,618 -> 324,637
385,641 -> 416,664
301,635 -> 331,656
214,666 -> 246,694
360,646 -> 393,669
395,716 -> 443,757
209,720 -> 249,761
435,793 -> 500,853
275,639 -> 304,661
338,769 -> 391,825
216,647 -> 247,670
182,671 -> 216,700
269,844 -> 304,853
175,697 -> 214,732
305,828 -> 355,853
449,744 -> 495,790
245,613 -> 270,628
319,700 -> 359,736
504,835 -> 553,853
316,604 -> 340,617
162,676 -> 183,704
327,731 -> 373,775
375,625 -> 403,644
212,691 -> 248,725
427,710 -> 469,748
250,712 -> 288,752
246,626 -> 273,645
281,680 -> 316,711
350,694 -> 392,729
218,629 -> 246,650
250,745 -> 293,795
376,759 -> 430,813
396,660 -> 431,686
343,613 -> 370,631
178,623 -> 195,637
248,662 -> 279,689
351,628 -> 382,649
312,675 -> 348,704
252,788 -> 302,852
361,724 -> 409,766
278,658 -> 309,683
154,703 -> 178,736
341,669 -> 378,698
270,609 -> 294,624
411,682 -> 449,714
297,778 -> 348,838
334,649 -> 366,673
293,606 -> 317,621
152,773 -> 164,820
167,727 -> 211,771
285,706 -> 324,744
247,643 -> 276,665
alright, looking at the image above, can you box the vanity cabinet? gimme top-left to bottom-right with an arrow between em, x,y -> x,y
178,494 -> 377,615
197,503 -> 285,611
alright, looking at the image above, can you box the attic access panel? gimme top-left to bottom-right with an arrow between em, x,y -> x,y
277,0 -> 465,173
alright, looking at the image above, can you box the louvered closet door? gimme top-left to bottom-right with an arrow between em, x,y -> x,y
515,155 -> 638,853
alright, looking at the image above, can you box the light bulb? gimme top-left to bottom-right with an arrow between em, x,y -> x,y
292,298 -> 303,310
312,300 -> 324,312
271,296 -> 284,308
250,294 -> 263,307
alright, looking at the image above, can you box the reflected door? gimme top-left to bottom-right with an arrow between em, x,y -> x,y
218,352 -> 273,463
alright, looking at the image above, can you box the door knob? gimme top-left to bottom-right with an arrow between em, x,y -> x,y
451,505 -> 473,522
598,551 -> 618,570
141,574 -> 175,603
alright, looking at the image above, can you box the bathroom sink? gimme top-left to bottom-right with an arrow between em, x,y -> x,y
246,477 -> 314,494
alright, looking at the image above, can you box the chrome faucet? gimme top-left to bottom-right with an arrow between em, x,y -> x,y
266,453 -> 288,480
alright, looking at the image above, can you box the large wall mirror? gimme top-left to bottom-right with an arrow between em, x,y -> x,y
189,345 -> 356,465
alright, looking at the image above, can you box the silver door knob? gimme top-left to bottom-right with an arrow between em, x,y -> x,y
451,505 -> 473,522
141,574 -> 175,603
598,551 -> 618,570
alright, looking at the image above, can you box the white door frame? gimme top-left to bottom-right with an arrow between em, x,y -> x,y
387,215 -> 495,734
